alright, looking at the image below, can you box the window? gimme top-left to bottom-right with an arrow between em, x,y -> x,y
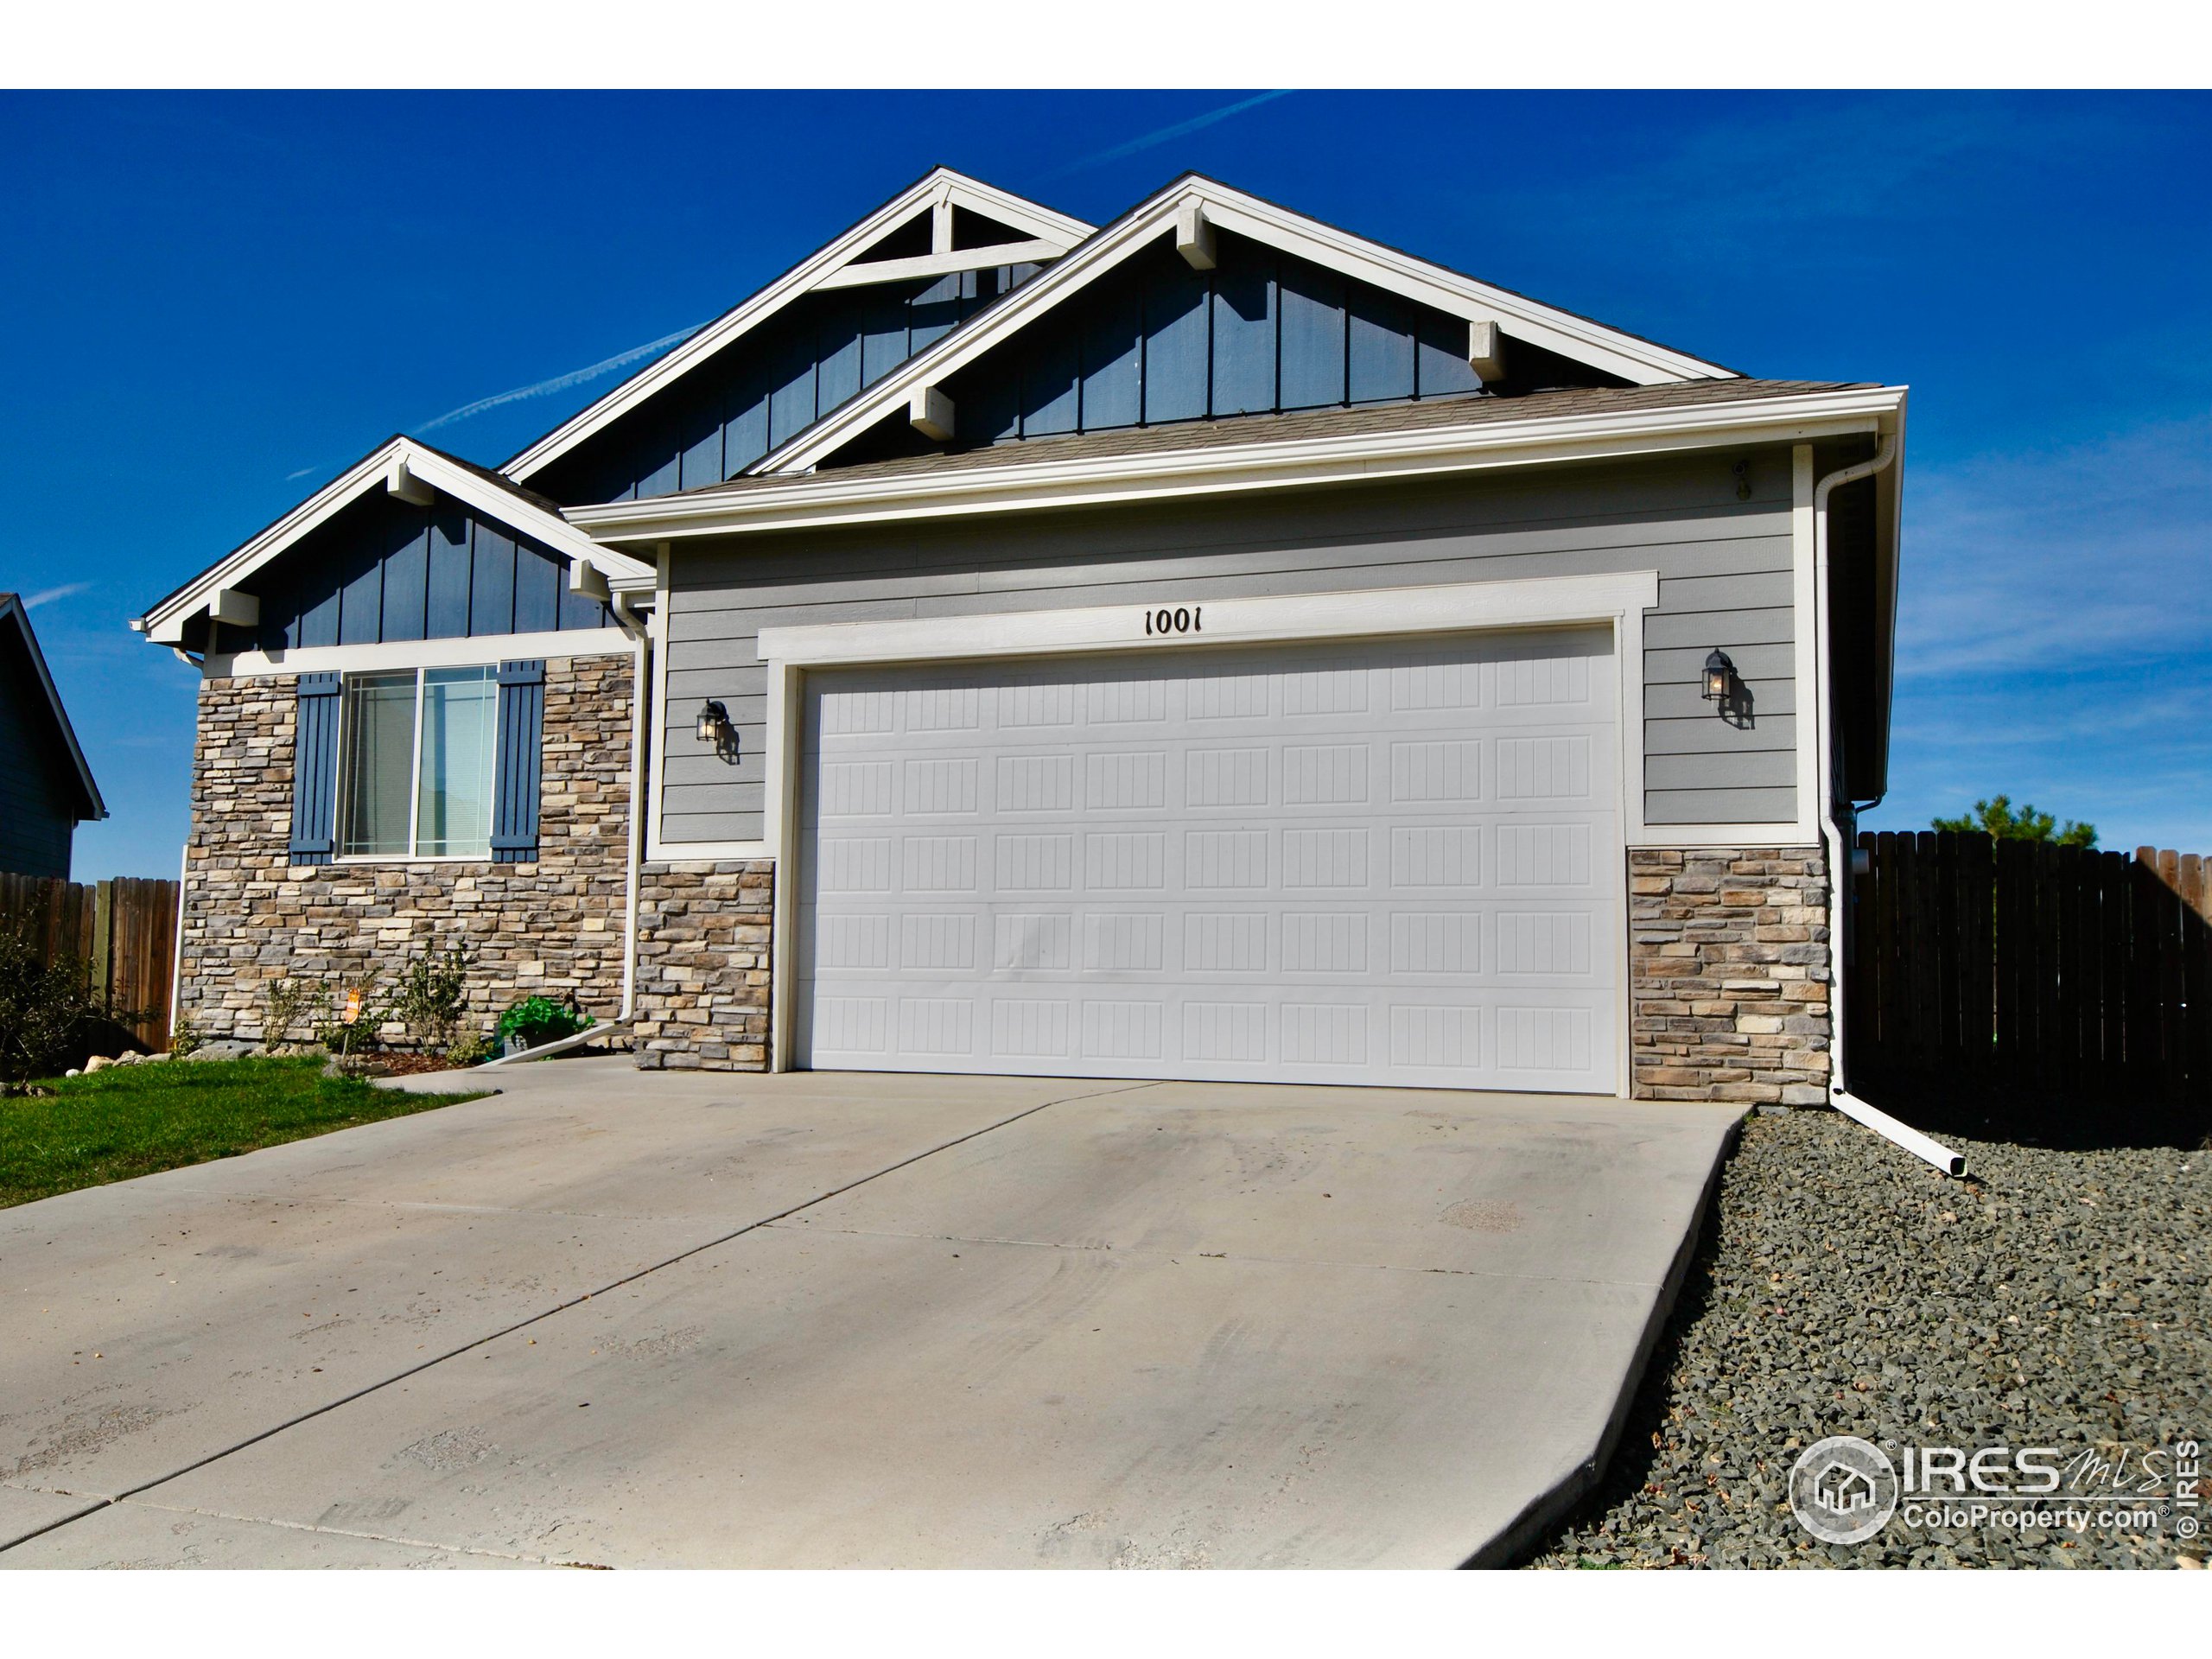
337,666 -> 499,858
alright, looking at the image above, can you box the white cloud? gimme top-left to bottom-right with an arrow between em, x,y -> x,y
1896,413 -> 2212,683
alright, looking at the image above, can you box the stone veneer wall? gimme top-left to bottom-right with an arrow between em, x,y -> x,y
1628,846 -> 1832,1106
177,654 -> 634,1047
630,861 -> 775,1070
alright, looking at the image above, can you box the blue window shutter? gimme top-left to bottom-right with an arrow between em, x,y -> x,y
491,659 -> 545,863
289,672 -> 342,865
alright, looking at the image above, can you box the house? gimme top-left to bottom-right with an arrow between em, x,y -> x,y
1815,1461 -> 1877,1515
135,168 -> 1904,1103
1,592 -> 106,879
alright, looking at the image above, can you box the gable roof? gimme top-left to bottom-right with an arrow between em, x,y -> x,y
569,378 -> 1904,543
749,173 -> 1741,477
499,167 -> 1093,488
0,593 -> 106,822
132,435 -> 658,647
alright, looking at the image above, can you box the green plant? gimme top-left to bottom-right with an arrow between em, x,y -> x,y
0,926 -> 145,1083
261,976 -> 327,1052
168,1014 -> 205,1058
1934,795 -> 2096,849
392,938 -> 475,1052
313,971 -> 386,1057
0,1056 -> 489,1209
495,996 -> 594,1053
444,1030 -> 491,1069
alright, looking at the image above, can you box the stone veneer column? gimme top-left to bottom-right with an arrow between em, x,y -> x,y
1627,846 -> 1832,1105
176,656 -> 633,1047
630,861 -> 775,1070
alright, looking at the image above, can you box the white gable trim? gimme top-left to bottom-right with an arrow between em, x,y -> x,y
134,437 -> 656,646
501,169 -> 1092,487
750,176 -> 1739,478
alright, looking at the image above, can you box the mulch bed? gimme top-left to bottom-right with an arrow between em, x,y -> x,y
368,1053 -> 463,1077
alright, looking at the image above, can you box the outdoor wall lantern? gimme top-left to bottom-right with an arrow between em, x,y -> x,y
695,699 -> 738,763
1701,648 -> 1738,708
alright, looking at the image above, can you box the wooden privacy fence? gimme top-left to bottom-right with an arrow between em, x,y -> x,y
1847,832 -> 2211,1135
0,873 -> 181,1052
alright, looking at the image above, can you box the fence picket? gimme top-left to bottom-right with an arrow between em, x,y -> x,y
0,873 -> 180,1051
1848,835 -> 2211,1135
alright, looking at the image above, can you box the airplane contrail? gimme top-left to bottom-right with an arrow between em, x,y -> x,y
279,320 -> 708,483
1052,90 -> 1295,175
415,321 -> 708,435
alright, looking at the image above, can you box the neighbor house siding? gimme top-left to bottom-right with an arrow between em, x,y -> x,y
652,445 -> 1806,843
0,638 -> 79,878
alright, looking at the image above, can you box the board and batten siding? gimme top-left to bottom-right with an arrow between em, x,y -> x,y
654,447 -> 1804,844
232,488 -> 613,655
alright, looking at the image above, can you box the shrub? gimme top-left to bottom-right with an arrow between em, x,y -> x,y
495,996 -> 594,1053
444,1030 -> 491,1069
392,938 -> 475,1052
262,976 -> 329,1052
168,1014 -> 205,1058
314,971 -> 387,1055
0,925 -> 143,1082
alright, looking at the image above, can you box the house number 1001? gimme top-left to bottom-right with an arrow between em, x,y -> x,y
1144,606 -> 1201,636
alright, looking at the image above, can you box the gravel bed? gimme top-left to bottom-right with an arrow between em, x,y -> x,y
1525,1108 -> 2210,1568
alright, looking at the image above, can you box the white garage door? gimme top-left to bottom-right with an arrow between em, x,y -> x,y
794,627 -> 1623,1093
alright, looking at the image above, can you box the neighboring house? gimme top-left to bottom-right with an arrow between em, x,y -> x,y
136,168 -> 1904,1103
0,592 -> 107,879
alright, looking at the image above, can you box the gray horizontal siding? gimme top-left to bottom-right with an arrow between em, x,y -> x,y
1647,785 -> 1800,825
656,449 -> 1805,842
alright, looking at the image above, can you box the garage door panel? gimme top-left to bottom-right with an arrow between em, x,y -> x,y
798,628 -> 1621,1092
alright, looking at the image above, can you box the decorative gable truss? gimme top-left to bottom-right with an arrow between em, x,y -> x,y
503,168 -> 1093,506
753,175 -> 1739,476
131,437 -> 658,653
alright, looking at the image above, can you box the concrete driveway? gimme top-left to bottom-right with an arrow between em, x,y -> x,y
0,1058 -> 1738,1568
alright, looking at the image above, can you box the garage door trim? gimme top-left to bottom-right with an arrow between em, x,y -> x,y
760,570 -> 1658,1083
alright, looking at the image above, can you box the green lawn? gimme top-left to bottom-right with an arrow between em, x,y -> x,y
0,1058 -> 489,1209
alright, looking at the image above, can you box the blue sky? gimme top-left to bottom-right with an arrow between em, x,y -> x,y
4,90 -> 2206,880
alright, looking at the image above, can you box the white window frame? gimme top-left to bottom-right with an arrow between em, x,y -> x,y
333,664 -> 503,865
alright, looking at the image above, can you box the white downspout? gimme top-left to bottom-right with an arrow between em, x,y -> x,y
1813,435 -> 1967,1179
610,589 -> 651,1025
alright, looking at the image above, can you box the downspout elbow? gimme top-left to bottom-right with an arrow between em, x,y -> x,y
610,588 -> 650,644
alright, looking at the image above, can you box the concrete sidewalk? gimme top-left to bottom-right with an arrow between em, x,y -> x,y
1,1058 -> 1739,1567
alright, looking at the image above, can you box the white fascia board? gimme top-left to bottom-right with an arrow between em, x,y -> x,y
206,626 -> 633,680
1196,193 -> 1725,386
750,178 -> 1740,478
572,387 -> 1905,546
139,438 -> 652,645
759,569 -> 1659,670
504,171 -> 1091,486
400,448 -> 654,586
